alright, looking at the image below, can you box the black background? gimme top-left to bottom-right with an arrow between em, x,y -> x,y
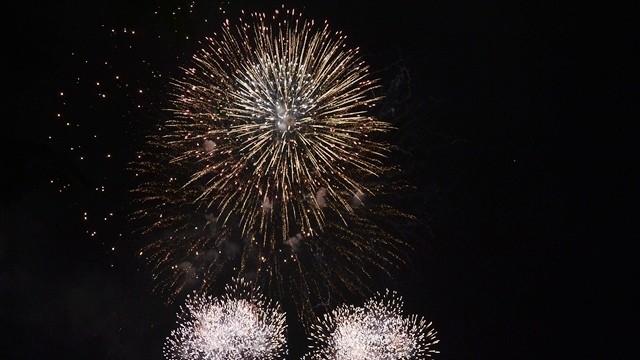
2,0 -> 635,359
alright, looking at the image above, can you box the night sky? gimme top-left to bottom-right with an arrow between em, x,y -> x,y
2,0 -> 634,359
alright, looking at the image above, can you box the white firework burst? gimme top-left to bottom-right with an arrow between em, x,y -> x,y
164,278 -> 287,360
304,290 -> 439,360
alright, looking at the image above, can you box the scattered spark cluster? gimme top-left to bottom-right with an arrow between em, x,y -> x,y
164,278 -> 287,360
303,290 -> 439,360
49,26 -> 147,262
131,7 -> 412,319
49,0 -> 233,265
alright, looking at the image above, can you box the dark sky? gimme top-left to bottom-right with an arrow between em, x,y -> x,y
2,0 -> 635,359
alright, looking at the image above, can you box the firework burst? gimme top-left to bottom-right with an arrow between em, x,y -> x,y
303,290 -> 439,360
164,278 -> 287,360
131,7 -> 412,320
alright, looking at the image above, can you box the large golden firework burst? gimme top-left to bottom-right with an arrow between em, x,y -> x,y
131,8 -> 412,321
